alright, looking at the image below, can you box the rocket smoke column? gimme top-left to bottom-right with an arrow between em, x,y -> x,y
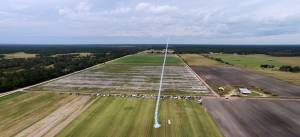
154,39 -> 169,128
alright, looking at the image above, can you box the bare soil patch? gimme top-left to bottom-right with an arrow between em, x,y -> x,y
203,97 -> 300,137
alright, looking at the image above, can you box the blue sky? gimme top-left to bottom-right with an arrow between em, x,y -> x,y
0,0 -> 300,44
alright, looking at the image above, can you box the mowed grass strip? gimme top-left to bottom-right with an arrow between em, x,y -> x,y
111,54 -> 183,65
57,97 -> 222,137
0,92 -> 74,137
210,54 -> 282,68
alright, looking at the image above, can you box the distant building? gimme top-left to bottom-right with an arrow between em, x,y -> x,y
239,88 -> 251,94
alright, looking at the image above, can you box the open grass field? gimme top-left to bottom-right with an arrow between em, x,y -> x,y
204,98 -> 300,137
111,54 -> 183,65
57,97 -> 222,137
210,54 -> 300,68
2,52 -> 37,59
0,92 -> 74,137
208,54 -> 300,85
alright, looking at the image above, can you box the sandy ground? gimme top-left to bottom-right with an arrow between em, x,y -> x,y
15,96 -> 91,137
192,66 -> 300,97
203,97 -> 300,137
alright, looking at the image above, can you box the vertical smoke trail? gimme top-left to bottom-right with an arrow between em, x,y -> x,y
154,39 -> 169,128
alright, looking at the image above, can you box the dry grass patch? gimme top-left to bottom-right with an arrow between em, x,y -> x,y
3,52 -> 37,59
179,54 -> 224,66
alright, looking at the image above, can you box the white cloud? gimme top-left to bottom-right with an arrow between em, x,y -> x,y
110,7 -> 131,14
76,2 -> 91,13
58,2 -> 92,18
1,0 -> 300,43
135,2 -> 177,14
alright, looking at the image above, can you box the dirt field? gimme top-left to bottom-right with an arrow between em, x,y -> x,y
57,97 -> 222,137
192,66 -> 300,97
203,97 -> 300,137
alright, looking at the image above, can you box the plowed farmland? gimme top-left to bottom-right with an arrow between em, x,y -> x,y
204,98 -> 300,137
192,66 -> 300,97
180,54 -> 300,97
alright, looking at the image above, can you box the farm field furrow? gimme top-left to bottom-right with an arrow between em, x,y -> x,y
203,97 -> 300,137
15,96 -> 91,137
0,92 -> 75,137
57,97 -> 222,137
32,54 -> 211,95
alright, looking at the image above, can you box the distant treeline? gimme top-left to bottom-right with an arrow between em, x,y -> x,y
2,44 -> 300,56
171,45 -> 300,56
0,45 -> 148,56
0,46 -> 147,93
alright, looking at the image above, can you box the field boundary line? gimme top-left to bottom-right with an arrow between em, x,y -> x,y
0,54 -> 133,98
177,54 -> 220,97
